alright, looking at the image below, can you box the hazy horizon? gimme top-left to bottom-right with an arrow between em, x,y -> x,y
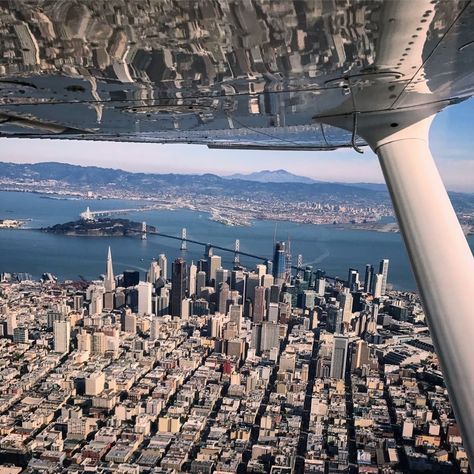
1,98 -> 472,192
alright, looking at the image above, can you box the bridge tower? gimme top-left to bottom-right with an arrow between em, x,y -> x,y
180,228 -> 187,251
141,221 -> 147,240
81,206 -> 93,221
297,254 -> 303,277
285,238 -> 292,283
233,239 -> 240,265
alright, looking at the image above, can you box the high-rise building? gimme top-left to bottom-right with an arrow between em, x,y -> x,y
261,321 -> 280,352
6,313 -> 17,336
373,273 -> 384,298
246,273 -> 260,304
103,291 -> 114,311
137,281 -> 152,316
272,242 -> 286,284
196,271 -> 206,297
190,299 -> 209,316
279,302 -> 290,324
231,269 -> 246,295
256,264 -> 267,279
77,330 -> 92,352
315,278 -> 326,297
73,294 -> 84,312
217,282 -> 230,315
303,266 -> 313,285
158,254 -> 168,280
327,306 -> 343,334
215,268 -> 229,290
188,262 -> 197,296
378,259 -> 390,295
154,294 -> 169,316
104,246 -> 115,292
330,335 -> 348,379
269,284 -> 280,304
303,290 -> 317,310
364,264 -> 374,293
253,286 -> 266,323
92,332 -> 106,355
229,304 -> 242,332
267,302 -> 279,323
171,258 -> 187,317
347,268 -> 359,291
85,371 -> 105,396
339,289 -> 353,324
148,260 -> 161,284
123,311 -> 137,334
261,274 -> 274,288
123,270 -> 140,288
351,339 -> 370,371
54,319 -> 71,353
150,316 -> 160,340
209,255 -> 221,283
90,288 -> 104,315
13,326 -> 28,344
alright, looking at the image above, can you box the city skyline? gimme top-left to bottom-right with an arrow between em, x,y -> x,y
0,239 -> 468,472
0,1 -> 473,470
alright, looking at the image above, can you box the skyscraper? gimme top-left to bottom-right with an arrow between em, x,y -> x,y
246,273 -> 260,304
137,281 -> 152,316
231,269 -> 246,299
261,321 -> 280,352
104,246 -> 115,292
351,339 -> 370,371
339,289 -> 353,324
373,273 -> 384,298
148,260 -> 161,284
171,258 -> 187,317
272,242 -> 286,284
196,271 -> 206,297
253,286 -> 266,323
347,268 -> 359,291
331,335 -> 348,379
209,255 -> 222,283
188,262 -> 197,296
315,277 -> 326,297
158,254 -> 168,280
54,319 -> 71,353
217,282 -> 230,315
123,270 -> 140,288
229,304 -> 243,332
379,259 -> 390,295
364,264 -> 374,293
6,313 -> 17,336
215,268 -> 229,290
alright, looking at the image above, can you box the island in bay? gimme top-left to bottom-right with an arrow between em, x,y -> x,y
42,218 -> 155,237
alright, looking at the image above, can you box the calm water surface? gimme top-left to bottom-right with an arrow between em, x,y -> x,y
1,191 -> 473,290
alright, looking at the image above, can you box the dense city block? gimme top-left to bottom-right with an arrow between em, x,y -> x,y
0,243 -> 468,473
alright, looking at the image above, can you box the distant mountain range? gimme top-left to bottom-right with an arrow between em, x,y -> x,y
224,169 -> 319,184
0,161 -> 388,202
223,168 -> 388,191
0,162 -> 471,211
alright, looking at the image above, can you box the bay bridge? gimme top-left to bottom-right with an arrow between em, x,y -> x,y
80,205 -> 158,220
136,226 -> 342,283
80,207 -> 342,282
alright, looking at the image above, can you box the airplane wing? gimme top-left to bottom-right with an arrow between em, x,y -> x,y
0,0 -> 472,148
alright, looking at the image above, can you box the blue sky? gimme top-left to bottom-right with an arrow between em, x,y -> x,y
1,98 -> 472,192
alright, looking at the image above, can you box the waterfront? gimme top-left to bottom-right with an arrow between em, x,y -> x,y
1,191 -> 473,290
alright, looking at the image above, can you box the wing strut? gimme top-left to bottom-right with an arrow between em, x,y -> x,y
366,116 -> 474,464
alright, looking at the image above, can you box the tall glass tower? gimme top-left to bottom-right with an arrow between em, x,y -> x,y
171,258 -> 187,317
272,242 -> 286,284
